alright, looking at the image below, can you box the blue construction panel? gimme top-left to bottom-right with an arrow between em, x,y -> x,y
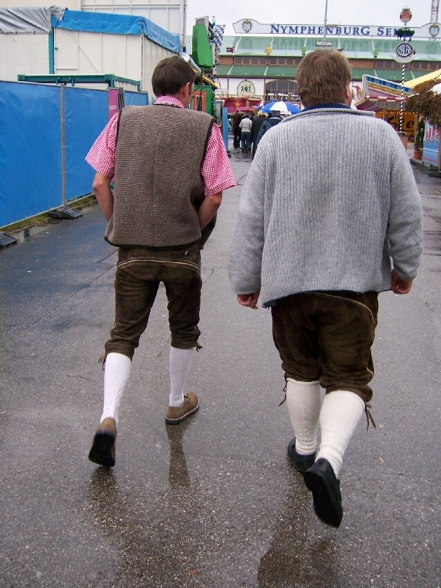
64,87 -> 108,201
124,91 -> 149,106
222,107 -> 229,150
0,81 -> 61,227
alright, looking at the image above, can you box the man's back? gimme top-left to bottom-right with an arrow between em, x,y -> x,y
250,115 -> 266,141
240,117 -> 252,132
233,112 -> 243,127
255,115 -> 282,148
231,107 -> 422,304
109,104 -> 214,248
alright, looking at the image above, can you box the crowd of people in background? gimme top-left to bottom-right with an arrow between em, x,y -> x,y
229,102 -> 292,158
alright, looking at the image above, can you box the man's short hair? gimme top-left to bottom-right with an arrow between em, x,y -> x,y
296,50 -> 352,107
152,56 -> 196,97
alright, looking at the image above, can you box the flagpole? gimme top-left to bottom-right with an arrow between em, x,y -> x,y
182,0 -> 187,51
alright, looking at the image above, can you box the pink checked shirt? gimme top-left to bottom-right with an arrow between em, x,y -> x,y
86,96 -> 236,196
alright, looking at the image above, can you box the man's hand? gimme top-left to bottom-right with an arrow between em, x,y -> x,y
391,269 -> 413,295
199,192 -> 223,230
237,291 -> 260,309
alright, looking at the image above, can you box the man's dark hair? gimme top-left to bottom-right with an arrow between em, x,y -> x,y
152,56 -> 196,97
296,50 -> 352,107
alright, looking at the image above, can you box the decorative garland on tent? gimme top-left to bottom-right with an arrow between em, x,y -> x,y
406,80 -> 441,127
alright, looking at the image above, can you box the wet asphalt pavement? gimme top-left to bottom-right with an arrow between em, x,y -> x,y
0,149 -> 441,587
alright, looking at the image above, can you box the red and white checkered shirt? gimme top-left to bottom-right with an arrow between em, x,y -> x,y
85,96 -> 236,196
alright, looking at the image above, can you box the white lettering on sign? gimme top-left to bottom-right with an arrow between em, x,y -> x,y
269,24 -> 386,36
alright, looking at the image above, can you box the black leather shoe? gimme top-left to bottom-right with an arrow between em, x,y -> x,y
303,458 -> 343,528
287,438 -> 315,473
88,418 -> 117,467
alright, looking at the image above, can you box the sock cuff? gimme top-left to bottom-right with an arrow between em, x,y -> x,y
325,390 -> 365,410
287,378 -> 320,386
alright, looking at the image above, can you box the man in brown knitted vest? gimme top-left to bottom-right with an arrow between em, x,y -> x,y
86,56 -> 235,467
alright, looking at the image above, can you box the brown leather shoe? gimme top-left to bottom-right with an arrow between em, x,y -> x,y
88,417 -> 117,467
165,393 -> 199,425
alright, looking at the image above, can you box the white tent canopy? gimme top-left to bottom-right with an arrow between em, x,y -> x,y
0,6 -> 64,34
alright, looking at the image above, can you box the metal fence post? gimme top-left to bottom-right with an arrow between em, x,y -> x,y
49,84 -> 82,219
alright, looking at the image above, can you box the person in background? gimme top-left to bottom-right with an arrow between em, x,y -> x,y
228,50 -> 422,528
250,111 -> 267,159
85,55 -> 236,468
239,113 -> 253,153
232,109 -> 244,149
254,102 -> 289,151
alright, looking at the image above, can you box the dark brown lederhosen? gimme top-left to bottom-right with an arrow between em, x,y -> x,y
104,241 -> 202,360
271,291 -> 379,404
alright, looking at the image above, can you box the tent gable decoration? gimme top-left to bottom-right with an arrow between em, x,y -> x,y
355,75 -> 413,111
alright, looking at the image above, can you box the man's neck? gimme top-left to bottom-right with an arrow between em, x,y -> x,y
155,95 -> 185,108
302,103 -> 351,112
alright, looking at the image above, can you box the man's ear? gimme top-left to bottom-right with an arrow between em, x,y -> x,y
183,82 -> 192,97
345,82 -> 353,106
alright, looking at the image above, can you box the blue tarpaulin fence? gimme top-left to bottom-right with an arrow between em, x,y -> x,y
124,91 -> 149,106
51,10 -> 180,54
0,81 -> 148,228
64,86 -> 109,202
0,82 -> 62,225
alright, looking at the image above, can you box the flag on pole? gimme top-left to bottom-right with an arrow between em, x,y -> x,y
208,23 -> 225,65
209,23 -> 225,49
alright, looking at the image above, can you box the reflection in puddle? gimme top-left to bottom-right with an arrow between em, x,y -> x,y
166,418 -> 193,488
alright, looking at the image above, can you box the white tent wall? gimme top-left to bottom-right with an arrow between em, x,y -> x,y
53,28 -> 175,94
0,33 -> 48,80
0,28 -> 175,93
141,34 -> 175,95
54,28 -> 142,81
0,7 -> 179,93
0,0 -> 74,6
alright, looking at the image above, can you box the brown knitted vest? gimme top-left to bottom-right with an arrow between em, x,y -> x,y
105,104 -> 215,248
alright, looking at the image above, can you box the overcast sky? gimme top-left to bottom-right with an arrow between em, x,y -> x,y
186,0 -> 434,35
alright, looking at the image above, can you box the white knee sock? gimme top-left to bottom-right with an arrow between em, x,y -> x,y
169,347 -> 193,407
286,378 -> 322,455
100,352 -> 132,426
316,390 -> 365,478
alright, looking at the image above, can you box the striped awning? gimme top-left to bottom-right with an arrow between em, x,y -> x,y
404,68 -> 441,88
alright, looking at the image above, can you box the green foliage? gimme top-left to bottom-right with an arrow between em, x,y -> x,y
395,27 -> 415,39
405,80 -> 441,127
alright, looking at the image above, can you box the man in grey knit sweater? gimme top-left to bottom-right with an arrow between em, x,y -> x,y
228,50 -> 423,528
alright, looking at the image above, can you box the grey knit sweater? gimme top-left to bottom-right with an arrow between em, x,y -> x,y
228,107 -> 423,306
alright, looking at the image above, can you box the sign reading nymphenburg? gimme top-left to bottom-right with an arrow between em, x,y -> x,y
233,19 -> 439,39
